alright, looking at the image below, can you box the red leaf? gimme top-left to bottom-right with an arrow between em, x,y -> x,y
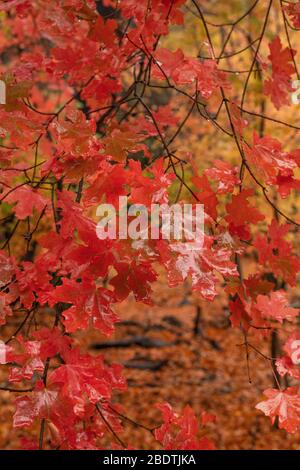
225,189 -> 265,240
205,159 -> 240,194
6,186 -> 48,220
48,349 -> 126,415
284,1 -> 300,28
14,383 -> 58,428
256,387 -> 300,433
263,36 -> 296,109
50,279 -> 119,335
158,236 -> 238,301
244,132 -> 296,186
153,48 -> 229,99
155,403 -> 216,450
276,332 -> 300,380
192,173 -> 218,220
110,260 -> 157,304
255,291 -> 298,324
254,219 -> 300,286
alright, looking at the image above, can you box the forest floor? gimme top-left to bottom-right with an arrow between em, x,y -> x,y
0,271 -> 299,450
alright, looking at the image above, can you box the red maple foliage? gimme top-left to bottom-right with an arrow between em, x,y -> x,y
0,0 -> 300,451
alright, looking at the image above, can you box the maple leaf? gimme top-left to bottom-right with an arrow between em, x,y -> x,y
263,36 -> 296,109
152,48 -> 185,82
3,0 -> 300,450
63,243 -> 114,280
229,101 -> 248,136
276,332 -> 300,380
150,105 -> 180,130
57,190 -> 98,242
205,159 -> 240,194
15,260 -> 52,309
244,132 -> 297,186
0,110 -> 43,148
88,17 -> 117,47
6,186 -> 48,220
276,357 -> 300,381
32,327 -> 72,360
153,48 -> 229,99
158,237 -> 238,301
110,260 -> 157,304
81,76 -> 122,110
229,295 -> 252,330
121,0 -> 185,37
8,339 -> 45,383
225,189 -> 265,240
0,74 -> 32,112
193,59 -> 230,100
51,40 -> 103,82
50,108 -> 96,155
37,231 -> 75,273
48,349 -> 126,415
244,274 -> 275,299
84,161 -> 128,207
155,403 -> 215,450
227,288 -> 272,332
256,387 -> 300,433
0,0 -> 31,15
226,189 -> 264,226
255,291 -> 298,324
254,219 -> 300,286
7,329 -> 70,382
14,383 -> 59,429
284,1 -> 300,29
129,159 -> 175,206
275,172 -> 300,199
283,331 -> 300,363
103,125 -> 146,162
51,279 -> 119,335
192,173 -> 218,220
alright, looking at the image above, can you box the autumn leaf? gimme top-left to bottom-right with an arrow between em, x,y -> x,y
6,186 -> 48,220
256,387 -> 300,433
255,291 -> 298,324
284,1 -> 300,28
155,403 -> 216,450
225,189 -> 265,240
14,385 -> 59,429
263,36 -> 296,109
50,278 -> 119,335
244,132 -> 297,186
205,159 -> 240,194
